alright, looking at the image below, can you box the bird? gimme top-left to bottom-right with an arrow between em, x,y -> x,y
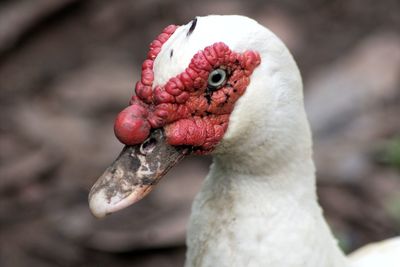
88,15 -> 400,267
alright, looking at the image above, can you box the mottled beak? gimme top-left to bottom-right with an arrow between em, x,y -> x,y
89,129 -> 188,218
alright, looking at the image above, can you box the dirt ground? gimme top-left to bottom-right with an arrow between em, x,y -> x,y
1,0 -> 400,266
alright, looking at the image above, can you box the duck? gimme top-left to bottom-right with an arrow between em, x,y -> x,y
88,15 -> 400,267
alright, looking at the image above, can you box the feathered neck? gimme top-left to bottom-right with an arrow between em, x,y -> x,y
185,152 -> 349,267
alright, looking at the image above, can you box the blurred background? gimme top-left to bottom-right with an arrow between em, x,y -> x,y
0,0 -> 399,266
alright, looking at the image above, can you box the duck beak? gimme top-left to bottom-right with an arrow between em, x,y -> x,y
89,129 -> 189,218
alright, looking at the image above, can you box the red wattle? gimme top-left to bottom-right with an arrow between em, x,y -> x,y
114,104 -> 150,145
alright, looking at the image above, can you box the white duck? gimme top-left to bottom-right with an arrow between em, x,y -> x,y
88,15 -> 400,267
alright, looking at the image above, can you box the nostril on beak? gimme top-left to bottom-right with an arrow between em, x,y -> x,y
140,136 -> 157,155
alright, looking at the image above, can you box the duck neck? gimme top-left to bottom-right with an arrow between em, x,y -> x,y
185,152 -> 349,267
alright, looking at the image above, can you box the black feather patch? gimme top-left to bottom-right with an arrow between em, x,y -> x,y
187,18 -> 197,36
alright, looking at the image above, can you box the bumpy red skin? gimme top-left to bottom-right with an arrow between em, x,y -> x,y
114,104 -> 150,145
114,24 -> 261,153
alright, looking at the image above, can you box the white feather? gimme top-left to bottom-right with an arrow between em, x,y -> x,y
153,15 -> 400,267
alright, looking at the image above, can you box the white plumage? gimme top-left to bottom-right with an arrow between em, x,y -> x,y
153,15 -> 400,267
88,14 -> 400,267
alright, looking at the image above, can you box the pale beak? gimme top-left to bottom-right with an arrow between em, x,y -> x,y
89,129 -> 188,218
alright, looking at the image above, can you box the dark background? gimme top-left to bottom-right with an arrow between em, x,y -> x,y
1,0 -> 400,266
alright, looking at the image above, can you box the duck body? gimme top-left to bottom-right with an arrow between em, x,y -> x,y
152,15 -> 346,266
89,15 -> 400,267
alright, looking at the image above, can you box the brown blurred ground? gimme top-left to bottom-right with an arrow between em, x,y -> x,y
0,0 -> 400,266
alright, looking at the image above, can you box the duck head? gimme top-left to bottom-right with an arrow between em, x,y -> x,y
89,15 -> 310,218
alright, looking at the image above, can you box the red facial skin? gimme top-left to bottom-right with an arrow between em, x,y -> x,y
114,24 -> 261,153
114,104 -> 150,145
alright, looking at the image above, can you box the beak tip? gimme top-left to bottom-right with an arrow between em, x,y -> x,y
88,190 -> 109,218
88,185 -> 147,218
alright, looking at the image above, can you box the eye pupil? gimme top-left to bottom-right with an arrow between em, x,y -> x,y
211,73 -> 222,83
208,69 -> 227,89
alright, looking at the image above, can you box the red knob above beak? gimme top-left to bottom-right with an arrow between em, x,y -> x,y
114,104 -> 150,145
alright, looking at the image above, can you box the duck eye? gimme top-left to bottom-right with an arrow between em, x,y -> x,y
208,69 -> 226,89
